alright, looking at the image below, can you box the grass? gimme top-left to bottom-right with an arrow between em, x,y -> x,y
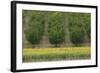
23,47 -> 91,62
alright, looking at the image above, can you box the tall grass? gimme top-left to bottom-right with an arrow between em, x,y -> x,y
23,47 -> 91,62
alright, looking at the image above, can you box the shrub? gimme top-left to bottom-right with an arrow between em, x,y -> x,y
48,12 -> 65,47
25,12 -> 44,45
69,22 -> 85,46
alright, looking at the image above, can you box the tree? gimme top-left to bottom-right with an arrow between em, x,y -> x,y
82,13 -> 91,42
24,11 -> 44,46
69,13 -> 85,46
48,12 -> 65,47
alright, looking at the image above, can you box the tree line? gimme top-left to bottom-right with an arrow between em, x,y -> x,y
22,10 -> 91,47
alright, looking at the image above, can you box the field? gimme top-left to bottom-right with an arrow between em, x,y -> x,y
23,47 -> 91,62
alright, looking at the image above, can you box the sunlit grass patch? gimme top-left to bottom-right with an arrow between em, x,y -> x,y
23,47 -> 91,62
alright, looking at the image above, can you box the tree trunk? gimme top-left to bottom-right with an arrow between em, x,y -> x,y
40,12 -> 49,48
64,13 -> 71,47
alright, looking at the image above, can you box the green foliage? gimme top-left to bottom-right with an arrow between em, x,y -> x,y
24,12 -> 44,45
48,12 -> 65,47
70,26 -> 85,46
82,14 -> 91,40
23,10 -> 91,47
69,13 -> 85,45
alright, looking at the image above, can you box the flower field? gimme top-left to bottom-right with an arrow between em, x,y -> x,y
23,47 -> 91,62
